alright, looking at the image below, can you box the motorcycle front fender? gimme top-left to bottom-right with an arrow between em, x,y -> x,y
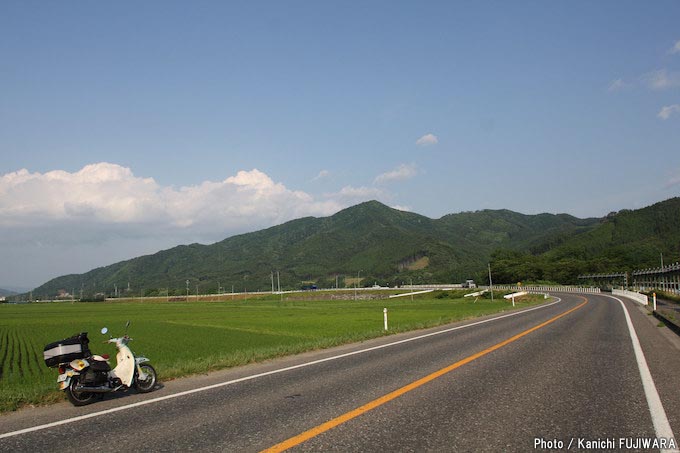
134,357 -> 151,381
135,356 -> 150,364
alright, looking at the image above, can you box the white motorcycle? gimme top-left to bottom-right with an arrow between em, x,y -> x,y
43,322 -> 158,406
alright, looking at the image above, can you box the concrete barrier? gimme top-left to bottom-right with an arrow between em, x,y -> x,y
612,288 -> 648,306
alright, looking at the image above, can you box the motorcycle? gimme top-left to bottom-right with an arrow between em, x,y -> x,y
43,321 -> 158,406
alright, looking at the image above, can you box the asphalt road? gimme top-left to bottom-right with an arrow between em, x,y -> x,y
2,293 -> 680,452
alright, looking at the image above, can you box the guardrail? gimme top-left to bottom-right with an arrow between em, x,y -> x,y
485,285 -> 601,294
612,288 -> 648,306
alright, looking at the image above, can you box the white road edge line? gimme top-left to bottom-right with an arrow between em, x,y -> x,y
0,296 -> 563,440
605,295 -> 679,453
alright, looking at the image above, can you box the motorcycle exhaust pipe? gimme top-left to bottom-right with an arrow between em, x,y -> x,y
74,385 -> 112,393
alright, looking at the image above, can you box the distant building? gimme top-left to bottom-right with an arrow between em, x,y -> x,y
462,280 -> 477,288
56,289 -> 73,299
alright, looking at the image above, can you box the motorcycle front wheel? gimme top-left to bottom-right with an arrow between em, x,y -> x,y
65,376 -> 97,406
135,364 -> 157,393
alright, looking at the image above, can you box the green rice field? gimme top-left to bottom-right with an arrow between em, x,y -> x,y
0,290 -> 544,412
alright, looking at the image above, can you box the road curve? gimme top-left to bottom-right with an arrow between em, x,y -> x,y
2,293 -> 680,452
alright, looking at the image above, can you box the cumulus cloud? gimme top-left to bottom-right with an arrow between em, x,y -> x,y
643,69 -> 680,90
657,104 -> 680,120
607,78 -> 628,92
374,163 -> 418,184
0,163 -> 163,225
0,163 -> 342,232
416,133 -> 438,146
1,163 -> 410,287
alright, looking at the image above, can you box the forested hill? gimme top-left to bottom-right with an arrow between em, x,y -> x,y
0,288 -> 17,298
26,198 -> 680,299
490,197 -> 680,283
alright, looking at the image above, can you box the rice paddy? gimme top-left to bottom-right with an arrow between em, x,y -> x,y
0,290 -> 543,412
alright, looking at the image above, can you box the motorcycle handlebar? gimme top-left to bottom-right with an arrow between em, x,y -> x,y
105,336 -> 132,343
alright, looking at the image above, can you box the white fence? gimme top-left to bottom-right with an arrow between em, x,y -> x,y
612,288 -> 649,306
402,284 -> 464,290
485,285 -> 601,294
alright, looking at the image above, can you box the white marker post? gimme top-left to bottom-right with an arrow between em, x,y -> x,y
504,291 -> 527,308
383,308 -> 388,331
653,293 -> 657,312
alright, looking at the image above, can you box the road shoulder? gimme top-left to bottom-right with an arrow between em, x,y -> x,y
616,295 -> 680,443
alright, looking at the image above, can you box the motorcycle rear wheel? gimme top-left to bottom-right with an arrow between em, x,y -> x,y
65,376 -> 97,406
135,364 -> 157,393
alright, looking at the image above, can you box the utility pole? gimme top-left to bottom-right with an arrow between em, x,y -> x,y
355,270 -> 361,301
488,263 -> 494,302
271,271 -> 274,293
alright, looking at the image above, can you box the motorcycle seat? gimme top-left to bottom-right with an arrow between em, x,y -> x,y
90,360 -> 112,372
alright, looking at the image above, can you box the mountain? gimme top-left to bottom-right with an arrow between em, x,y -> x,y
0,288 -> 18,297
490,197 -> 680,283
28,200 -> 603,299
28,198 -> 680,298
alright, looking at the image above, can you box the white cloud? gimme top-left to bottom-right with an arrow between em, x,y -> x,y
374,163 -> 418,184
312,170 -> 330,181
0,163 -> 420,287
334,185 -> 384,199
667,172 -> 680,188
416,133 -> 438,146
607,78 -> 628,92
657,104 -> 680,120
643,69 -> 680,90
670,40 -> 680,55
0,163 -> 342,232
391,205 -> 412,212
0,163 -> 163,225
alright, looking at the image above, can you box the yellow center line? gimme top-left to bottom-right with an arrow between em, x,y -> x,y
261,297 -> 589,453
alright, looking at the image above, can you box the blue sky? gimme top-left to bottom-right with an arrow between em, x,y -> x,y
2,1 -> 680,289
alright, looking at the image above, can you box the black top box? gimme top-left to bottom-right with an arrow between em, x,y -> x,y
43,332 -> 91,368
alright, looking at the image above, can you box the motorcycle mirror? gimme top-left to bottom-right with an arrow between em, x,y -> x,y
101,327 -> 108,335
